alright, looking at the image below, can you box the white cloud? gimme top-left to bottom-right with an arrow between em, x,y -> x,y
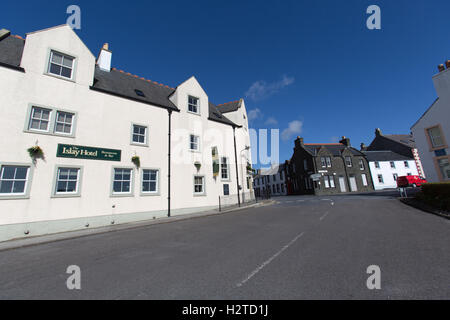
245,75 -> 295,101
265,117 -> 278,126
281,120 -> 303,142
247,108 -> 262,121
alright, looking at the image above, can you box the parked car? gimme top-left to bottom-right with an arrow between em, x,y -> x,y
397,175 -> 428,188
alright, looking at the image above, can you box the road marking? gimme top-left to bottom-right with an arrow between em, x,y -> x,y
236,232 -> 305,288
320,211 -> 329,221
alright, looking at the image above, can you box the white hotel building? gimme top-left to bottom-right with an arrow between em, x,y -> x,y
0,25 -> 253,242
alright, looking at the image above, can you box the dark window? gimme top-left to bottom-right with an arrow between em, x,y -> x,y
135,89 -> 145,97
223,184 -> 230,196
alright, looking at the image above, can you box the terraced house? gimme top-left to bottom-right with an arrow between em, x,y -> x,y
0,25 -> 253,242
289,137 -> 374,195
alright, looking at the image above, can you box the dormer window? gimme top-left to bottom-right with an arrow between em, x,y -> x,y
188,96 -> 200,114
135,89 -> 145,97
48,50 -> 74,80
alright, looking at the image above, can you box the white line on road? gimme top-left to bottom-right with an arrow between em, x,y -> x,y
236,232 -> 305,288
320,211 -> 330,221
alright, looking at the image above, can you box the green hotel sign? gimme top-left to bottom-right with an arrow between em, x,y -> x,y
57,144 -> 121,162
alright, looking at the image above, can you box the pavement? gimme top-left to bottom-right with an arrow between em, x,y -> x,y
0,192 -> 449,299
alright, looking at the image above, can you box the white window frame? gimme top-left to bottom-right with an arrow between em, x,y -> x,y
362,173 -> 368,186
390,161 -> 396,169
345,156 -> 353,167
46,50 -> 76,80
111,167 -> 135,197
189,134 -> 200,152
320,157 -> 326,168
221,157 -> 230,181
25,104 -> 77,138
375,161 -> 380,169
194,175 -> 206,196
52,166 -> 83,198
141,168 -> 159,196
0,163 -> 33,200
359,159 -> 365,170
404,161 -> 410,168
28,106 -> 52,133
223,183 -> 230,196
188,95 -> 200,115
54,110 -> 75,135
131,123 -> 149,147
326,157 -> 332,168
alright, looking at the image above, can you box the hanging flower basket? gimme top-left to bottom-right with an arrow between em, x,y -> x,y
27,146 -> 44,160
131,156 -> 141,168
194,161 -> 202,171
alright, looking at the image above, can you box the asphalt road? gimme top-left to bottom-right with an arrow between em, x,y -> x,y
0,192 -> 449,300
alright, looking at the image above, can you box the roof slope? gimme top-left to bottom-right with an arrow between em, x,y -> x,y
383,134 -> 416,148
91,67 -> 179,111
363,151 -> 413,162
216,100 -> 241,113
303,144 -> 364,157
0,34 -> 25,69
208,102 -> 237,126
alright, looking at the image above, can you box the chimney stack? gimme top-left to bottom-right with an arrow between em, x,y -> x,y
446,60 -> 450,69
375,128 -> 382,136
438,64 -> 445,72
295,136 -> 304,148
97,43 -> 112,72
0,29 -> 11,41
360,143 -> 367,151
339,136 -> 351,147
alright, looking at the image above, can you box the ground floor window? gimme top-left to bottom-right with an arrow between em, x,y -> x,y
378,174 -> 384,183
142,169 -> 158,194
55,167 -> 80,195
113,168 -> 133,195
194,176 -> 205,195
223,184 -> 230,196
362,173 -> 368,186
393,173 -> 398,182
438,158 -> 450,180
324,176 -> 335,188
281,184 -> 285,193
0,165 -> 30,195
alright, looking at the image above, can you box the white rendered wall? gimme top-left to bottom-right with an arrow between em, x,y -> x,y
369,160 -> 418,190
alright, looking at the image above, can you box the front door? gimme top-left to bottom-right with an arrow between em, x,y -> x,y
339,176 -> 346,192
349,176 -> 357,192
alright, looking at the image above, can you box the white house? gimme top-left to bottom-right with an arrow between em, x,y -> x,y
0,25 -> 254,242
411,61 -> 450,183
253,164 -> 288,197
363,151 -> 419,190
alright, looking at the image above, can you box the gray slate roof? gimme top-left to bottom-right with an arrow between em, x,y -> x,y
304,144 -> 364,157
91,67 -> 179,111
363,151 -> 413,162
384,134 -> 416,148
208,102 -> 237,126
0,34 -> 25,69
216,100 -> 241,113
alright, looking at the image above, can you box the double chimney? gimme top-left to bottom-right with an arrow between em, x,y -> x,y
437,60 -> 450,73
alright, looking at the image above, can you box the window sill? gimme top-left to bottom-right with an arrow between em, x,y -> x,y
51,194 -> 81,199
0,195 -> 30,200
140,192 -> 160,197
24,129 -> 76,139
44,72 -> 76,83
187,111 -> 201,117
193,193 -> 206,197
110,193 -> 134,198
130,142 -> 149,148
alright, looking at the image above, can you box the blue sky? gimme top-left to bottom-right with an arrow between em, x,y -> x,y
2,0 -> 450,167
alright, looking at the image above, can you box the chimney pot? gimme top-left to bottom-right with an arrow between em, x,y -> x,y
446,60 -> 450,69
375,128 -> 382,136
438,64 -> 445,72
103,43 -> 109,50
